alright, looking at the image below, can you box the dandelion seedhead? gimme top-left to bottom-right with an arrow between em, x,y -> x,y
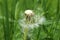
19,10 -> 46,29
19,10 -> 46,40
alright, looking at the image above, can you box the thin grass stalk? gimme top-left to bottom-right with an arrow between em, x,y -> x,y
0,1 -> 4,40
55,0 -> 59,28
41,0 -> 47,17
37,25 -> 41,40
33,0 -> 38,10
3,0 -> 10,40
15,0 -> 25,20
10,0 -> 17,40
55,0 -> 60,38
56,0 -> 59,21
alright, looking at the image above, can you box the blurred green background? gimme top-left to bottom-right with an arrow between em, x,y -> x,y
0,0 -> 60,40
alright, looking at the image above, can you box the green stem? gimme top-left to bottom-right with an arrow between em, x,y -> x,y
3,0 -> 10,40
24,27 -> 28,40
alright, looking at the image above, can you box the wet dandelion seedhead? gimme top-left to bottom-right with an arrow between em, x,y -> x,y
19,10 -> 46,30
18,10 -> 46,40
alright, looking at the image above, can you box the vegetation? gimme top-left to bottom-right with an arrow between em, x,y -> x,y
0,0 -> 60,40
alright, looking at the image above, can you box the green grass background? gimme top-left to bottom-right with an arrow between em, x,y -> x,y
0,0 -> 60,40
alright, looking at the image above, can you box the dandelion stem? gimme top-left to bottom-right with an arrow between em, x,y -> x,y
24,27 -> 28,40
